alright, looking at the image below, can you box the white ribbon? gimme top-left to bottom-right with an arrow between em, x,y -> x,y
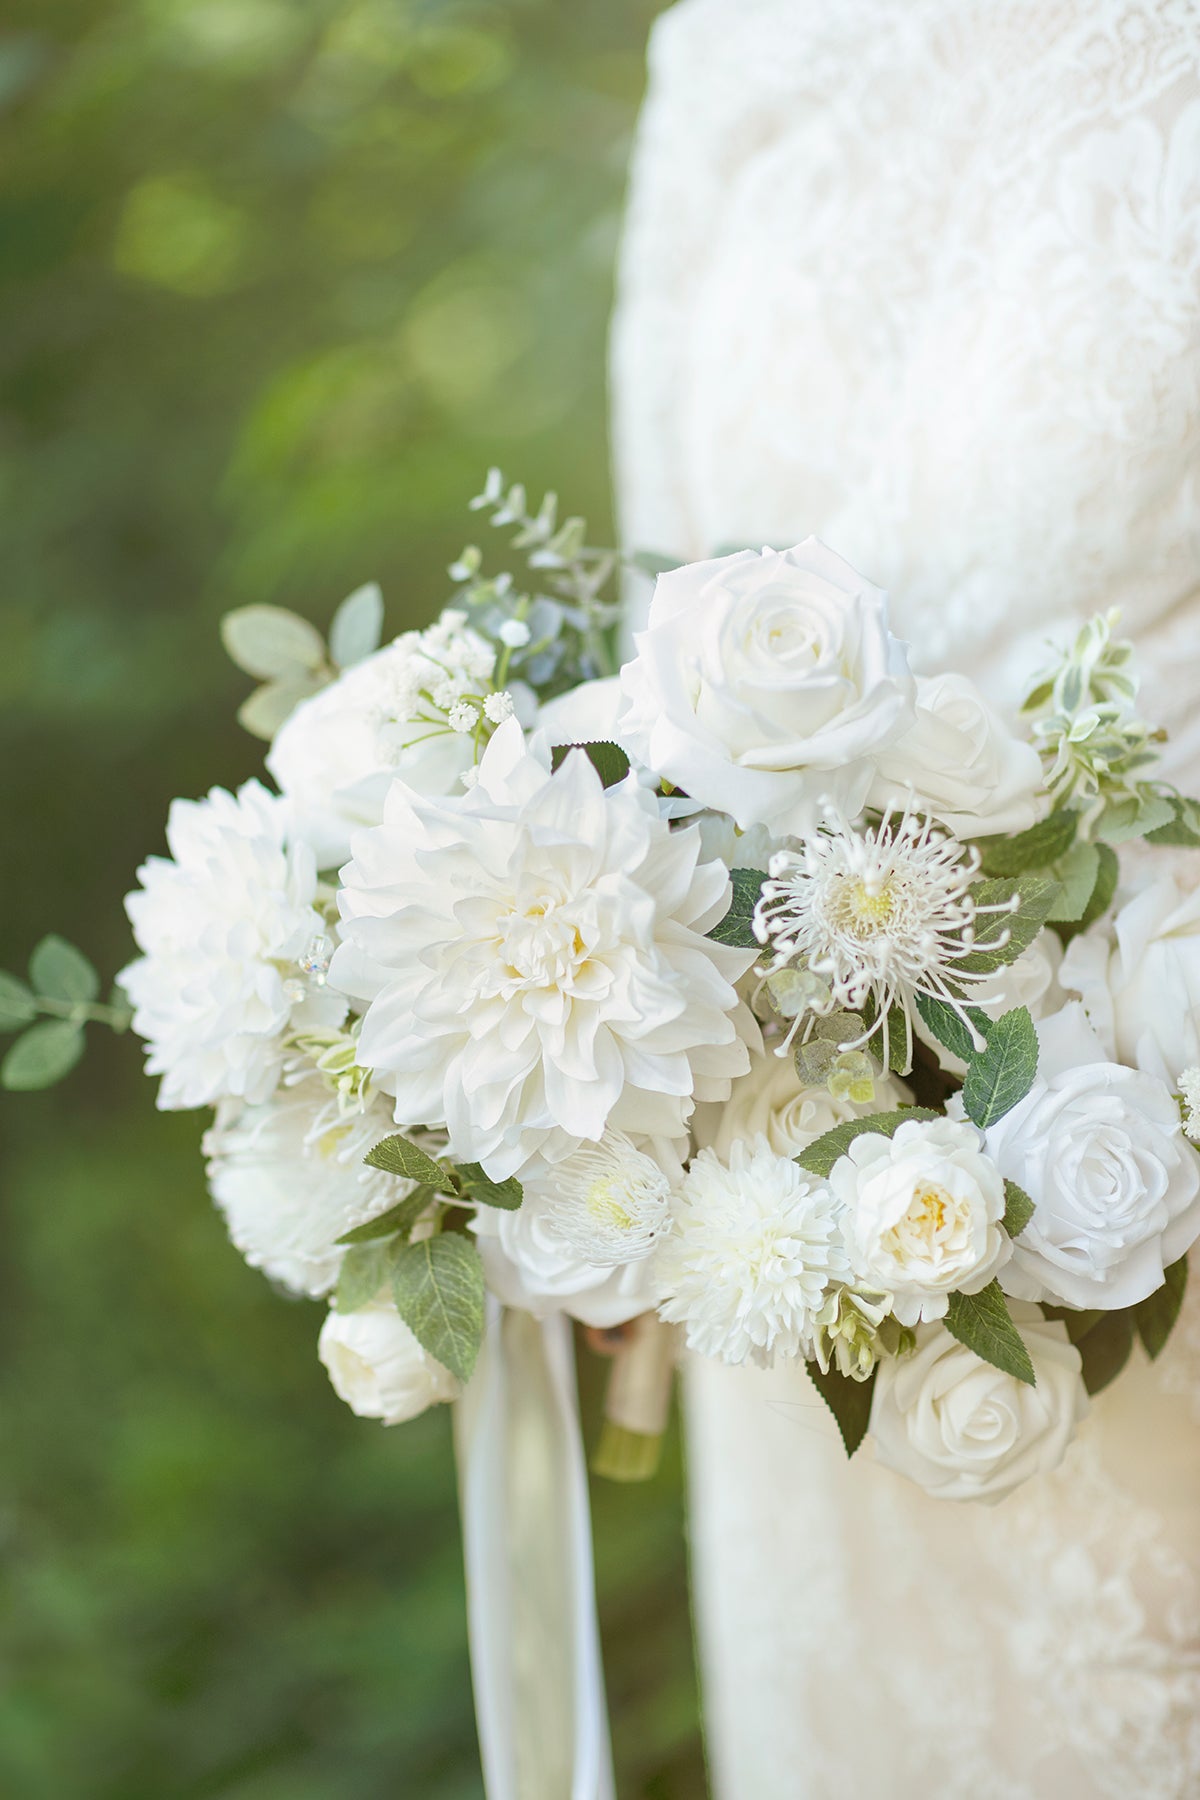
454,1301 -> 615,1800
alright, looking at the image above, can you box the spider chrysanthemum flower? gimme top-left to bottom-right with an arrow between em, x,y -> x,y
656,1137 -> 849,1367
753,800 -> 1017,1070
543,1132 -> 674,1267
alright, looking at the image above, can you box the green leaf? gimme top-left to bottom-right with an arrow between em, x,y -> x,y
1134,1255 -> 1188,1361
955,876 -> 1060,974
628,549 -> 683,578
707,867 -> 767,950
1075,842 -> 1119,934
364,1135 -> 448,1188
391,1234 -> 485,1384
1,1020 -> 86,1091
1045,841 -> 1101,923
0,971 -> 37,1031
1002,1180 -> 1036,1238
335,1188 -> 435,1246
975,809 -> 1077,876
805,1361 -> 877,1457
329,582 -> 384,669
336,1242 -> 393,1313
914,993 -> 990,1064
796,1108 -> 940,1178
29,935 -> 99,1003
1144,793 -> 1200,848
962,1007 -> 1038,1128
1094,791 -> 1175,844
236,675 -> 324,741
1076,1308 -> 1134,1395
1041,1304 -> 1104,1344
944,1281 -> 1036,1386
550,740 -> 630,788
221,604 -> 326,680
455,1163 -> 523,1211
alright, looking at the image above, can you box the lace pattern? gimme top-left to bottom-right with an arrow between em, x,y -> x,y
612,2 -> 1200,1792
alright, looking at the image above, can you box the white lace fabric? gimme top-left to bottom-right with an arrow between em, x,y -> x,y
612,2 -> 1200,1793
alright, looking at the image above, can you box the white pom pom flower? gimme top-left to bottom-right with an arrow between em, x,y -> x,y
332,718 -> 757,1179
121,779 -> 344,1109
656,1136 -> 849,1367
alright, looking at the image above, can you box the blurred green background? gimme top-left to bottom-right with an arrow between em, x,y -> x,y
0,3 -> 706,1795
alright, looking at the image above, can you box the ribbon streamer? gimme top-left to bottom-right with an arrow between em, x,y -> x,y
455,1301 -> 615,1800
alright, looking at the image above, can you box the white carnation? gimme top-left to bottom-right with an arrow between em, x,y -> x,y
617,540 -> 915,837
656,1137 -> 849,1366
332,718 -> 756,1179
984,1004 -> 1200,1311
867,670 -> 1045,838
869,1302 -> 1087,1503
121,780 -> 344,1109
203,1083 -> 416,1298
318,1297 -> 460,1424
830,1117 -> 1011,1326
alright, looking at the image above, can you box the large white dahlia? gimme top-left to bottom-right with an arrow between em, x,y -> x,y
332,719 -> 757,1178
122,780 -> 344,1109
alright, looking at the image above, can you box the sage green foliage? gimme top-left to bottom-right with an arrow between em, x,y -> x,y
707,865 -> 767,949
0,936 -> 130,1091
794,1108 -> 940,1179
960,1007 -> 1038,1129
1001,1180 -> 1036,1239
549,738 -> 631,788
391,1235 -> 486,1385
1044,1254 -> 1191,1393
805,1361 -> 877,1458
944,1282 -> 1037,1387
0,5 -> 704,1797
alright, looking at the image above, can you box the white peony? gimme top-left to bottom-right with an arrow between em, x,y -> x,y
332,717 -> 756,1179
203,1082 -> 416,1298
830,1116 -> 1011,1326
318,1296 -> 460,1424
471,1131 -> 681,1327
121,779 -> 344,1110
616,540 -> 916,837
869,1302 -> 1087,1503
867,670 -> 1045,839
696,1046 -> 908,1162
656,1136 -> 849,1366
267,623 -> 491,869
984,1004 -> 1200,1311
1060,875 -> 1200,1087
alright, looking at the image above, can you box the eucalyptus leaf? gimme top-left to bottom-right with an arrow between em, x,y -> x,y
455,1163 -> 523,1211
795,1108 -> 939,1179
961,1007 -> 1038,1128
1045,841 -> 1101,923
1134,1255 -> 1188,1361
708,867 -> 767,950
1,1020 -> 85,1091
364,1135 -> 448,1188
336,1242 -> 393,1313
329,582 -> 384,669
805,1362 -> 876,1458
0,971 -> 37,1031
391,1233 -> 485,1384
29,934 -> 99,1004
1001,1179 -> 1036,1238
221,604 -> 327,680
237,675 -> 325,742
944,1281 -> 1036,1386
975,809 -> 1077,877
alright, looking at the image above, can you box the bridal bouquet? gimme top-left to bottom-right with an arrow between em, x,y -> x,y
5,472 -> 1199,1506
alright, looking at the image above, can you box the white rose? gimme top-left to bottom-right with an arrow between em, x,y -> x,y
267,638 -> 476,869
985,1003 -> 1200,1310
697,1048 -> 909,1162
869,1302 -> 1087,1503
830,1117 -> 1011,1326
1060,876 -> 1200,1087
867,670 -> 1045,839
616,540 -> 915,836
318,1296 -> 460,1424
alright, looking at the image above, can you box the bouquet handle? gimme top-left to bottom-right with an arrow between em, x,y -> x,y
454,1302 -> 615,1800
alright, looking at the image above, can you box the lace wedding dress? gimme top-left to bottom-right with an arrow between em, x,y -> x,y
611,3 -> 1200,1794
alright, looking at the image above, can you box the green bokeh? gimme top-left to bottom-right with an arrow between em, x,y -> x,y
0,3 -> 704,1794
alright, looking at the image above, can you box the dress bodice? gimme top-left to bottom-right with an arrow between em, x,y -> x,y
613,0 -> 1200,728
